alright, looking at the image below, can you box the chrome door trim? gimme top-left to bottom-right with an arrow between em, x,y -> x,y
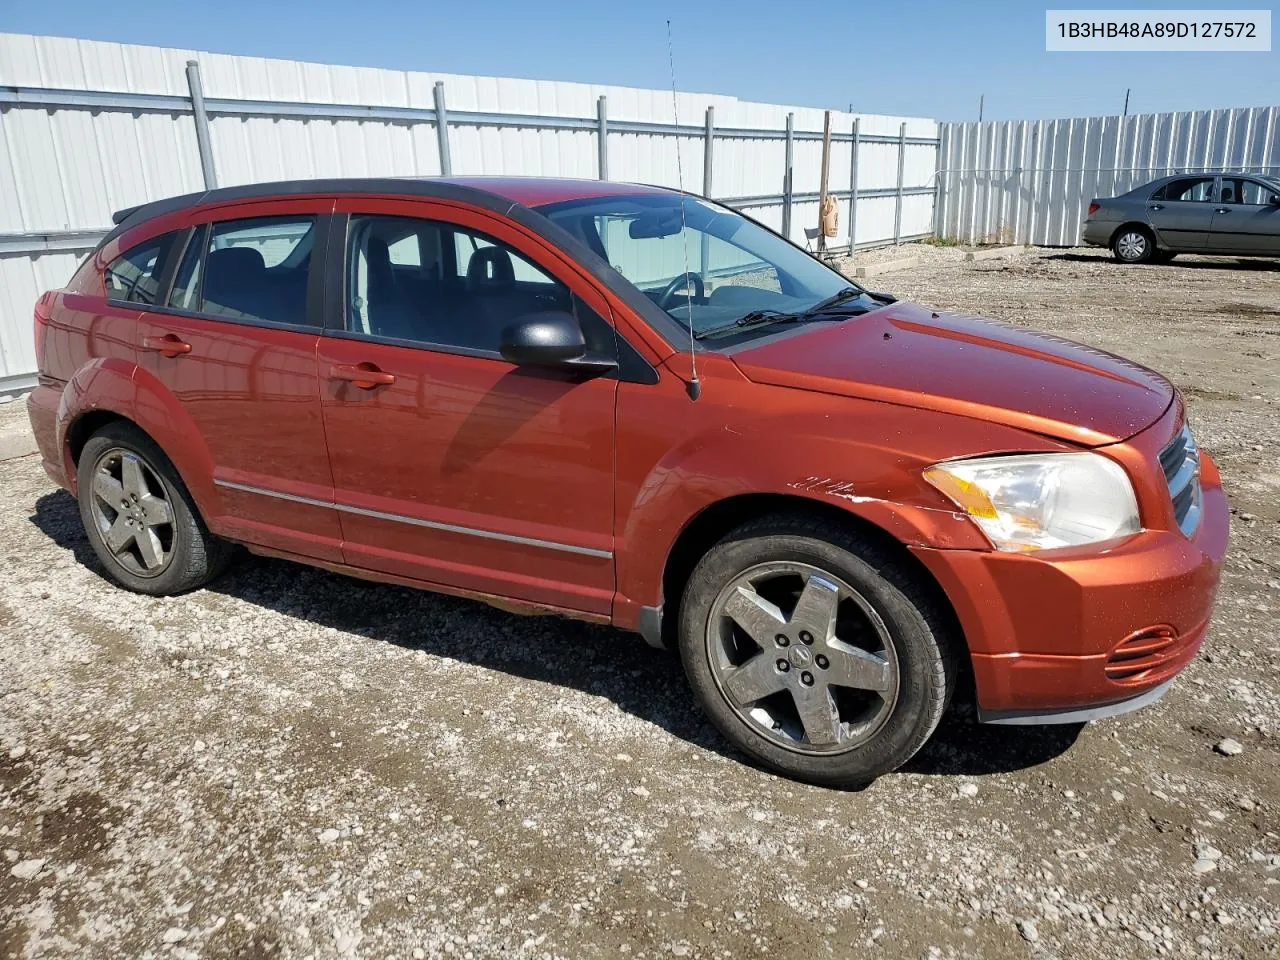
214,477 -> 613,559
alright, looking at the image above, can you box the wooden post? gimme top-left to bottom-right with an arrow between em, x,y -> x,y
817,110 -> 832,253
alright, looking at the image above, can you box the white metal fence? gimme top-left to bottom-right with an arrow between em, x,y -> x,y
937,106 -> 1280,247
0,32 -> 939,390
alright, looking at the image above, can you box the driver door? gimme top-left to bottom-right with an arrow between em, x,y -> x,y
315,199 -> 620,616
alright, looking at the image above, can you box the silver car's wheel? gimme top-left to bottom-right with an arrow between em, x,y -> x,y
87,447 -> 176,577
706,561 -> 900,755
1113,228 -> 1154,263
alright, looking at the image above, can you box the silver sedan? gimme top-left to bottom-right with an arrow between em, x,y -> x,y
1082,173 -> 1280,263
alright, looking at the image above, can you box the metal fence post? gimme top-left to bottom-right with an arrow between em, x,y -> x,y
185,60 -> 217,189
781,113 -> 795,240
848,118 -> 860,252
597,96 -> 609,180
702,106 -> 715,197
893,121 -> 906,245
433,81 -> 452,176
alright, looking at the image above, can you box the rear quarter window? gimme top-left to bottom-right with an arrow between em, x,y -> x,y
104,231 -> 182,304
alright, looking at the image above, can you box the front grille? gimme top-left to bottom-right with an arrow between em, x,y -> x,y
1159,424 -> 1202,536
1106,625 -> 1179,684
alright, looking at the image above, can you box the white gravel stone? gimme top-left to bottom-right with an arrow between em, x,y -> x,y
1215,738 -> 1244,756
318,828 -> 341,844
1017,919 -> 1039,942
10,859 -> 44,880
161,927 -> 188,944
958,782 -> 979,798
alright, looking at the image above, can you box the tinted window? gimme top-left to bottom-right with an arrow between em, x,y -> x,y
347,214 -> 604,354
1221,178 -> 1280,205
193,217 -> 316,325
1154,177 -> 1215,202
104,231 -> 181,305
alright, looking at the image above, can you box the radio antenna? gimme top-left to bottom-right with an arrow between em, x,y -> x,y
666,19 -> 701,400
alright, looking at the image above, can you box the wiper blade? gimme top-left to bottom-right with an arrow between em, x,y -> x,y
694,308 -> 852,340
693,309 -> 802,340
802,286 -> 864,316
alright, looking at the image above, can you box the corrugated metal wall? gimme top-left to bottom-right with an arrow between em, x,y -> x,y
0,32 -> 939,389
937,106 -> 1280,246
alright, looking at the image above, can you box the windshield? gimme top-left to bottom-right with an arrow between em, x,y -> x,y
538,193 -> 881,340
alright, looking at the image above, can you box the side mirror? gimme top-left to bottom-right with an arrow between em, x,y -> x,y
499,311 -> 617,374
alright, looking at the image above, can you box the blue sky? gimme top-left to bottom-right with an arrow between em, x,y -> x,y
4,0 -> 1276,121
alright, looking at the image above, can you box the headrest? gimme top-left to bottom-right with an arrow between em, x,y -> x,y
466,246 -> 515,290
206,246 -> 267,279
366,236 -> 394,291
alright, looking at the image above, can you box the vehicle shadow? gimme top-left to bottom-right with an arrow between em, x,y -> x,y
1046,252 -> 1280,271
30,488 -> 1080,785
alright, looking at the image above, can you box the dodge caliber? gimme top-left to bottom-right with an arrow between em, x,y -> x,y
27,177 -> 1229,786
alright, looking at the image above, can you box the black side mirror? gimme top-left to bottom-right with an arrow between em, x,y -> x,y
499,311 -> 617,374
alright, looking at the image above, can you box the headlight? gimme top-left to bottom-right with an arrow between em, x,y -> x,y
923,452 -> 1140,552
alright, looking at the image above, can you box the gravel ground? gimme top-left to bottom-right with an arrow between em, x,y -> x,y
2,246 -> 1278,959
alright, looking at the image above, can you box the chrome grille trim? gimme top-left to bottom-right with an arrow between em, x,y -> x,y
1159,425 -> 1202,537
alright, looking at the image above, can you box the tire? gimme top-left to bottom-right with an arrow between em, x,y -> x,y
76,421 -> 232,595
678,515 -> 956,788
1112,226 -> 1157,264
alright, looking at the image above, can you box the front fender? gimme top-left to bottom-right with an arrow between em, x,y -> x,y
613,379 -> 1067,620
57,359 -> 219,519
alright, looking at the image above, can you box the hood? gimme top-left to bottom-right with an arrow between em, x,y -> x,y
730,302 -> 1174,446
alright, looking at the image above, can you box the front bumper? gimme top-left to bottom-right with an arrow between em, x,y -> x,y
911,452 -> 1229,722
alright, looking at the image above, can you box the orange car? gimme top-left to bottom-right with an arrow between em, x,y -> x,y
27,177 -> 1228,786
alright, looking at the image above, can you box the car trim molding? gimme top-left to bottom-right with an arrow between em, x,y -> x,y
213,478 -> 613,559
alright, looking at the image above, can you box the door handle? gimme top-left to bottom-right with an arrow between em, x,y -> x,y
141,334 -> 192,358
1148,204 -> 1164,211
329,362 -> 395,389
1214,207 -> 1230,214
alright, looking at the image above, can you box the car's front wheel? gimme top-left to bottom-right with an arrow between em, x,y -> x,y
1112,226 -> 1157,263
678,515 -> 955,788
76,422 -> 232,595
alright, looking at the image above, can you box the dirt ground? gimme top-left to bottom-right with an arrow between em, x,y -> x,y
1,246 -> 1277,960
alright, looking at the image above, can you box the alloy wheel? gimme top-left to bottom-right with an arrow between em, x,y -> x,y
88,447 -> 176,577
1116,231 -> 1148,261
705,561 -> 900,755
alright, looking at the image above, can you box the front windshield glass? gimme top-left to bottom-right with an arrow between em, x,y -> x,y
538,193 -> 879,339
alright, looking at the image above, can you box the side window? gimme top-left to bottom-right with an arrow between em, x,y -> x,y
347,214 -> 577,353
1159,177 -> 1215,203
190,216 -> 316,325
454,233 -> 556,286
104,230 -> 181,305
1223,178 -> 1278,205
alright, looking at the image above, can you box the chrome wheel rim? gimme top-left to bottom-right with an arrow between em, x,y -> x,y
88,447 -> 176,577
705,561 -> 900,756
1117,231 -> 1147,260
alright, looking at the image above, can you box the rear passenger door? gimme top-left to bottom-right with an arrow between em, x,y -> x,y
1146,176 -> 1217,250
1210,178 -> 1280,255
315,199 -> 621,616
134,201 -> 344,562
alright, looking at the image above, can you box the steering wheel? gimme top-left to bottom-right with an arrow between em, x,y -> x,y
657,272 -> 705,310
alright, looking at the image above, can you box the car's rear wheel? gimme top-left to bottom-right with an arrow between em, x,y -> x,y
678,515 -> 955,788
76,422 -> 232,595
1112,226 -> 1157,263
